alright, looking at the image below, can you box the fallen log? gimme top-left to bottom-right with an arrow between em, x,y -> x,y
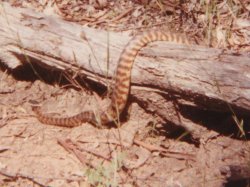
0,3 -> 249,133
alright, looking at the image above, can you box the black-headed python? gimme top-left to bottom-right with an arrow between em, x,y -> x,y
32,30 -> 189,127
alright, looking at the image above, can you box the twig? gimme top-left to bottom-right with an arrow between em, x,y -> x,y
111,7 -> 134,22
134,139 -> 195,161
58,139 -> 111,167
0,169 -> 48,187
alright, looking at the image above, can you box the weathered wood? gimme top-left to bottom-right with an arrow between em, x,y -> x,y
0,2 -> 249,129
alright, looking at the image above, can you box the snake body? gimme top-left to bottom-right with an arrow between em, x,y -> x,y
33,30 -> 189,127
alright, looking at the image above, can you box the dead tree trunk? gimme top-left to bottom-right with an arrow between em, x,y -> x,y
0,3 -> 249,133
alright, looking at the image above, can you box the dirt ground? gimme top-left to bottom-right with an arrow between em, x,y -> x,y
0,1 -> 250,187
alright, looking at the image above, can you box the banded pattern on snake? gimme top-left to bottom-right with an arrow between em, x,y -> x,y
32,30 -> 189,127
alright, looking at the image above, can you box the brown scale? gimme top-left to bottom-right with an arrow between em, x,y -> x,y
32,30 -> 189,127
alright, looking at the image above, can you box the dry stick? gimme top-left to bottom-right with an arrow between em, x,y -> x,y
54,1 -> 96,22
0,168 -> 84,184
57,138 -> 92,167
57,139 -> 74,153
88,18 -> 108,26
0,118 -> 8,128
133,139 -> 195,161
78,138 -> 125,146
111,7 -> 134,22
88,9 -> 110,26
88,7 -> 128,26
81,4 -> 114,27
60,72 -> 82,90
0,146 -> 9,153
0,169 -> 48,187
75,142 -> 111,160
58,139 -> 110,166
73,134 -> 195,161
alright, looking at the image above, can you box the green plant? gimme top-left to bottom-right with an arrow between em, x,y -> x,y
84,152 -> 126,187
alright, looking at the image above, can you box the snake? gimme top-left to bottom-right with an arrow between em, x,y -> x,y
32,30 -> 189,127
